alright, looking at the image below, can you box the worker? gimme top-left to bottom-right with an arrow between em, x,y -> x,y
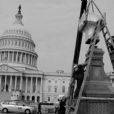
58,96 -> 66,114
37,102 -> 42,114
73,64 -> 85,98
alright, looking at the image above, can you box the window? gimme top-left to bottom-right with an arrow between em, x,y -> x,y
63,81 -> 65,83
55,80 -> 57,83
54,86 -> 57,93
15,41 -> 17,46
48,97 -> 50,102
62,85 -> 65,93
48,86 -> 51,92
48,80 -> 51,83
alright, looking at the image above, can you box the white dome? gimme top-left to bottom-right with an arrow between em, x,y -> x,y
1,7 -> 32,40
0,5 -> 38,70
2,24 -> 32,40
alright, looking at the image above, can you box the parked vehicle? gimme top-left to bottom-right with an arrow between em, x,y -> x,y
40,102 -> 55,113
0,100 -> 36,114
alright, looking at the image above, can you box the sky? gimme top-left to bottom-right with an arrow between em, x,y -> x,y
0,0 -> 114,73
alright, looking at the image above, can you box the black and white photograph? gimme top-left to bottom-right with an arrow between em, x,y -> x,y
0,0 -> 114,114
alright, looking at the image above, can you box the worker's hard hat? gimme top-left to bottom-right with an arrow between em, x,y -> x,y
73,64 -> 78,69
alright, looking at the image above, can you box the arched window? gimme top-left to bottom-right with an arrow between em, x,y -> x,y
27,96 -> 30,101
54,86 -> 57,93
32,96 -> 35,102
48,97 -> 50,102
22,95 -> 25,100
48,86 -> 51,92
48,80 -> 51,83
37,96 -> 40,102
62,85 -> 65,93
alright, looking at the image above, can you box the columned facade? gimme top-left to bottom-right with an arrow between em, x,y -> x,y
0,5 -> 71,103
0,5 -> 43,103
0,73 -> 43,102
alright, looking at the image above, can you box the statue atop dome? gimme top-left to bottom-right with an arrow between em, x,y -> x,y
13,4 -> 23,25
18,5 -> 21,14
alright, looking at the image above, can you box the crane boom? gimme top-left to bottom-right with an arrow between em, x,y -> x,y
73,0 -> 87,65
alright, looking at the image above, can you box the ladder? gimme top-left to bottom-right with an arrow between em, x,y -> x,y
102,22 -> 114,68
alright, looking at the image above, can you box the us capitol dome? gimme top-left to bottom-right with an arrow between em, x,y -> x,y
0,5 -> 38,70
0,5 -> 71,103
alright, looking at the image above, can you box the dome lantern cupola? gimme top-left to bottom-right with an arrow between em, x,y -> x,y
13,5 -> 23,25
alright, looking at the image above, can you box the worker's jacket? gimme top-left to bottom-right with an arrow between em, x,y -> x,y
73,68 -> 84,81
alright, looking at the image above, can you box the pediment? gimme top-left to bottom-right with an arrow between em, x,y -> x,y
0,64 -> 22,73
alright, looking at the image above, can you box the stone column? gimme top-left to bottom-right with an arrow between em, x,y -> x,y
24,53 -> 26,64
29,54 -> 31,65
8,52 -> 10,62
25,53 -> 27,64
10,52 -> 12,62
25,77 -> 28,93
6,51 -> 8,61
32,56 -> 34,66
28,54 -> 30,64
16,52 -> 18,63
15,76 -> 17,90
35,77 -> 38,93
0,76 -> 2,91
35,56 -> 37,66
12,51 -> 14,62
40,77 -> 43,93
10,76 -> 12,92
20,52 -> 22,63
0,52 -> 1,62
22,53 -> 23,63
31,55 -> 33,65
3,52 -> 5,61
20,76 -> 23,91
30,77 -> 33,93
29,55 -> 31,65
4,75 -> 7,92
34,57 -> 36,66
40,77 -> 43,102
30,55 -> 32,65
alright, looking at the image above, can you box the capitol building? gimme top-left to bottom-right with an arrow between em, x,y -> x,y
0,6 -> 70,103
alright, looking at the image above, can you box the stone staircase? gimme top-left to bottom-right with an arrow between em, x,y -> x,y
0,92 -> 11,103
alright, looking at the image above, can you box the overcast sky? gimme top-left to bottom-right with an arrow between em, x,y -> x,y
0,0 -> 114,73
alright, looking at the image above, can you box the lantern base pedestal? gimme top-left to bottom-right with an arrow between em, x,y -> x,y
77,47 -> 114,114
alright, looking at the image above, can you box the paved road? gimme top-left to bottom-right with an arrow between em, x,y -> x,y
0,112 -> 55,114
